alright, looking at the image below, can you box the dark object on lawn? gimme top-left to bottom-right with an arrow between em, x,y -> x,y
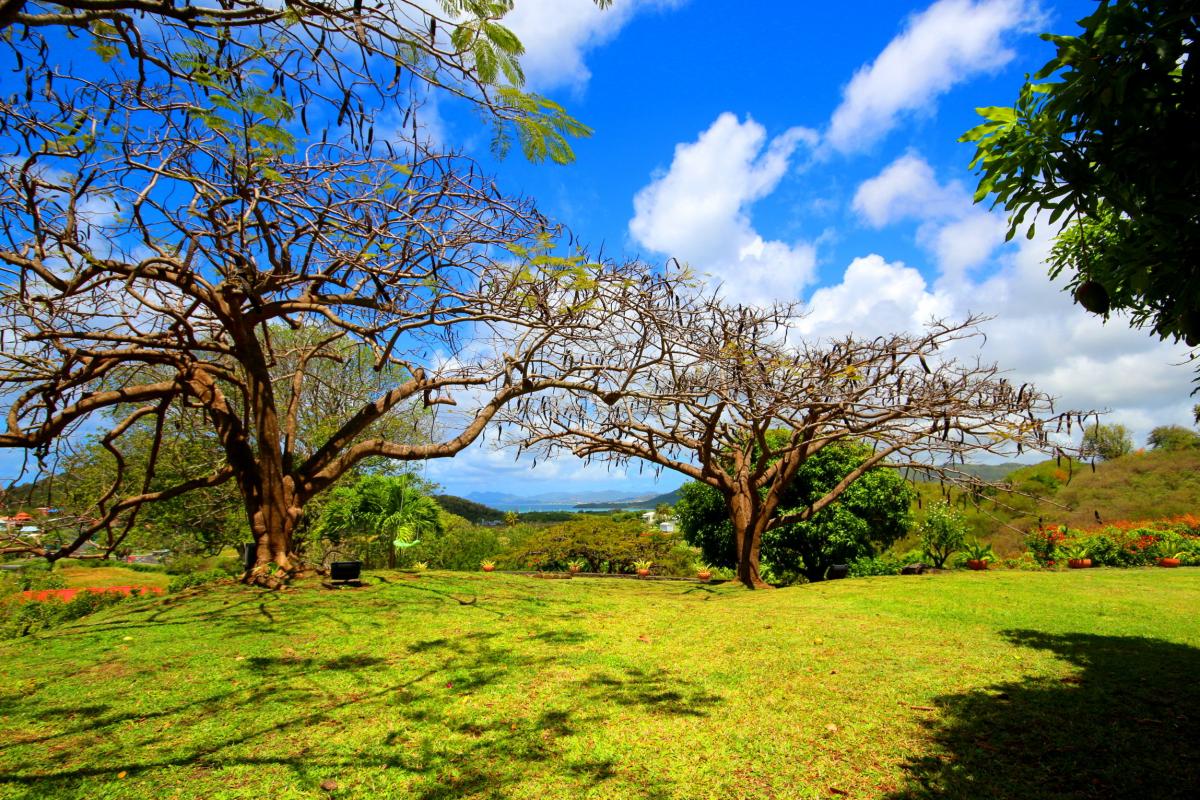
901,563 -> 929,575
238,543 -> 256,570
826,564 -> 849,580
330,561 -> 363,583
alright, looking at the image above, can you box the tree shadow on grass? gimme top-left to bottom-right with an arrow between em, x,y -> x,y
0,619 -> 674,799
243,654 -> 388,674
886,629 -> 1200,800
582,666 -> 723,717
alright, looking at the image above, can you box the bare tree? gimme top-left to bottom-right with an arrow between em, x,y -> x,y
0,0 -> 631,582
505,292 -> 1085,589
0,52 -> 657,582
1,0 -> 607,162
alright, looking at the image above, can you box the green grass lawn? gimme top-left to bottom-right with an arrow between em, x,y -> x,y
1,569 -> 1197,799
55,565 -> 170,591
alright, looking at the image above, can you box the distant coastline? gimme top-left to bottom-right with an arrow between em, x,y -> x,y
491,502 -> 629,513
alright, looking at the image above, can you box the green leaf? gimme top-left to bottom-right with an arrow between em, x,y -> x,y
976,106 -> 1017,123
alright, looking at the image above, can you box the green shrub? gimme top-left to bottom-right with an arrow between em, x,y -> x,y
997,554 -> 1043,570
15,563 -> 66,592
920,503 -> 968,568
848,553 -> 904,577
502,517 -> 695,576
165,555 -> 208,575
165,554 -> 241,577
407,513 -> 506,571
1024,526 -> 1066,567
1085,534 -> 1120,566
167,569 -> 231,593
1,588 -> 133,640
125,562 -> 168,574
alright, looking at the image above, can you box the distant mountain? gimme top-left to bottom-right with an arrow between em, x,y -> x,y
465,489 -> 654,506
575,487 -> 682,510
903,462 -> 1026,484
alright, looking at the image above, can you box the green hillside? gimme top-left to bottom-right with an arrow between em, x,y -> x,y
433,495 -> 505,524
909,449 -> 1200,555
1055,448 -> 1200,527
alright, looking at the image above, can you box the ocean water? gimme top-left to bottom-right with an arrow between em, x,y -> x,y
489,502 -> 631,513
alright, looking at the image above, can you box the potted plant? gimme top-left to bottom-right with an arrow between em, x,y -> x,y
963,539 -> 995,571
633,559 -> 652,577
696,563 -> 713,582
1064,542 -> 1091,569
480,559 -> 496,573
566,559 -> 585,575
1158,552 -> 1182,568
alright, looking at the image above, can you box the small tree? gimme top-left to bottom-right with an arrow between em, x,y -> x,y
506,292 -> 1084,589
675,441 -> 914,584
1146,426 -> 1200,452
919,502 -> 968,569
1081,423 -> 1133,461
311,475 -> 443,569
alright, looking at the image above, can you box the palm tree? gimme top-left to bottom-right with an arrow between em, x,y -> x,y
314,475 -> 443,568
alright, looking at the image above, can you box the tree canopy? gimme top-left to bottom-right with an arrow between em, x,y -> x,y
1146,425 -> 1200,452
1081,422 -> 1133,461
962,0 -> 1199,351
675,440 -> 913,585
0,0 -> 605,163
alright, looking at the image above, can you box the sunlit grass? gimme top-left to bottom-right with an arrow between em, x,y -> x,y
54,565 -> 170,591
0,569 -> 1196,799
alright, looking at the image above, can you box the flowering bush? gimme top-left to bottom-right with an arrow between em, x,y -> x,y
1025,526 -> 1066,566
1024,515 -> 1200,568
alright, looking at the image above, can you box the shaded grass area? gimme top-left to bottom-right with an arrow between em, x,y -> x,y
0,570 -> 1196,799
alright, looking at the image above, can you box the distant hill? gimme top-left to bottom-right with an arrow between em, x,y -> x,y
903,462 -> 1027,484
575,487 -> 682,510
433,495 -> 504,524
910,448 -> 1200,556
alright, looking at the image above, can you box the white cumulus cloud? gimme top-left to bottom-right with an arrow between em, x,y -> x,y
825,0 -> 1039,154
629,112 -> 820,303
855,152 -> 1008,278
503,0 -> 684,92
852,152 -> 967,227
795,232 -> 1197,449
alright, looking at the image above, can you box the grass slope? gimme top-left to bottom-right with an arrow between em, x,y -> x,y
1055,448 -> 1200,527
1,570 -> 1197,799
908,448 -> 1199,554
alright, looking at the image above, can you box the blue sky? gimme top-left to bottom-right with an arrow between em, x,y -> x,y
422,0 -> 1198,499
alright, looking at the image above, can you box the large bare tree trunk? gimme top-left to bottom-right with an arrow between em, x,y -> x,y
729,491 -> 772,590
241,470 -> 307,586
